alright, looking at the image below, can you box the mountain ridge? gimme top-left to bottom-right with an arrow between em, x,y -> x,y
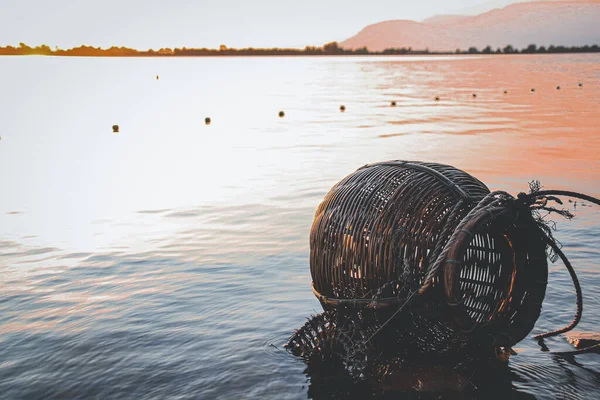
341,1 -> 600,51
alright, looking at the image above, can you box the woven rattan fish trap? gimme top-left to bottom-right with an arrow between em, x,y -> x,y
287,160 -> 600,370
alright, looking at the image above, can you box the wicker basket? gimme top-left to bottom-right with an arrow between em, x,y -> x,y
288,159 -> 599,375
309,161 -> 548,349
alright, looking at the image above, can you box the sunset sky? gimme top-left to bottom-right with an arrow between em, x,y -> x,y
0,0 -> 534,49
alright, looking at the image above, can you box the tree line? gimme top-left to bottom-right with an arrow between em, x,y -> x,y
460,44 -> 600,54
1,42 -> 599,57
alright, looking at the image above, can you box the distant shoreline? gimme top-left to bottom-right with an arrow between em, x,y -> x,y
3,53 -> 600,58
2,42 -> 599,57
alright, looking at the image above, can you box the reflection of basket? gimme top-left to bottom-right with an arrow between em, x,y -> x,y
309,161 -> 549,349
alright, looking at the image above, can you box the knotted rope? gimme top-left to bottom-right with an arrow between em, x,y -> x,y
418,183 -> 599,341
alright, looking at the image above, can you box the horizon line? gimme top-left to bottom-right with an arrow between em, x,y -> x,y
1,42 -> 599,57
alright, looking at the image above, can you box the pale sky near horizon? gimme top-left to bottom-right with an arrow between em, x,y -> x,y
0,0 -> 533,49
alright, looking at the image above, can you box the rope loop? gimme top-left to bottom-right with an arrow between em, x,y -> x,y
421,182 -> 599,341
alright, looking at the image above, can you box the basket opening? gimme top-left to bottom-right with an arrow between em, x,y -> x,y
458,232 -> 516,325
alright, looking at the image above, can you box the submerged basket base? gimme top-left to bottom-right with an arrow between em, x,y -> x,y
286,308 -> 500,378
287,309 -> 516,398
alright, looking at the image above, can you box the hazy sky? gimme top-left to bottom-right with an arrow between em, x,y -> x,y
0,0 -> 533,49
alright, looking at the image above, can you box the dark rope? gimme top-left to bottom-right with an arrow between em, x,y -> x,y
524,189 -> 600,340
534,232 -> 583,339
525,189 -> 600,355
528,190 -> 600,207
419,187 -> 599,343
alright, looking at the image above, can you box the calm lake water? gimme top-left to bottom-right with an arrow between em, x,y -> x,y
0,54 -> 599,399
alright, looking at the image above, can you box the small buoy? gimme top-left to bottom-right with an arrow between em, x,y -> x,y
578,83 -> 583,87
112,125 -> 119,133
340,105 -> 346,112
434,96 -> 440,101
205,117 -> 211,125
531,88 -> 535,92
390,101 -> 397,107
279,111 -> 285,118
556,86 -> 560,90
472,93 -> 477,98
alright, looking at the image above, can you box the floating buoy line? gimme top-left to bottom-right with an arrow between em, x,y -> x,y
105,82 -> 586,133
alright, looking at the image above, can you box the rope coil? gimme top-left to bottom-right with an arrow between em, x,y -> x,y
419,184 -> 599,340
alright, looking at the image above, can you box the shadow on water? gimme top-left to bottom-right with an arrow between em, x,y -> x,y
299,350 -> 535,399
299,348 -> 600,399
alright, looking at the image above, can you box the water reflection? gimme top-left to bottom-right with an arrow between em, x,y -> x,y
0,54 -> 598,398
303,356 -> 537,399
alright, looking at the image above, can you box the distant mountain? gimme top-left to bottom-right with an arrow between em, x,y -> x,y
421,15 -> 471,25
451,0 -> 530,16
341,1 -> 600,51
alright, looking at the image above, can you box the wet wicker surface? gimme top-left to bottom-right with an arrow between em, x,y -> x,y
302,161 -> 549,359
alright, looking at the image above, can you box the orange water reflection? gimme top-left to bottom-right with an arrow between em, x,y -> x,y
0,54 -> 598,399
